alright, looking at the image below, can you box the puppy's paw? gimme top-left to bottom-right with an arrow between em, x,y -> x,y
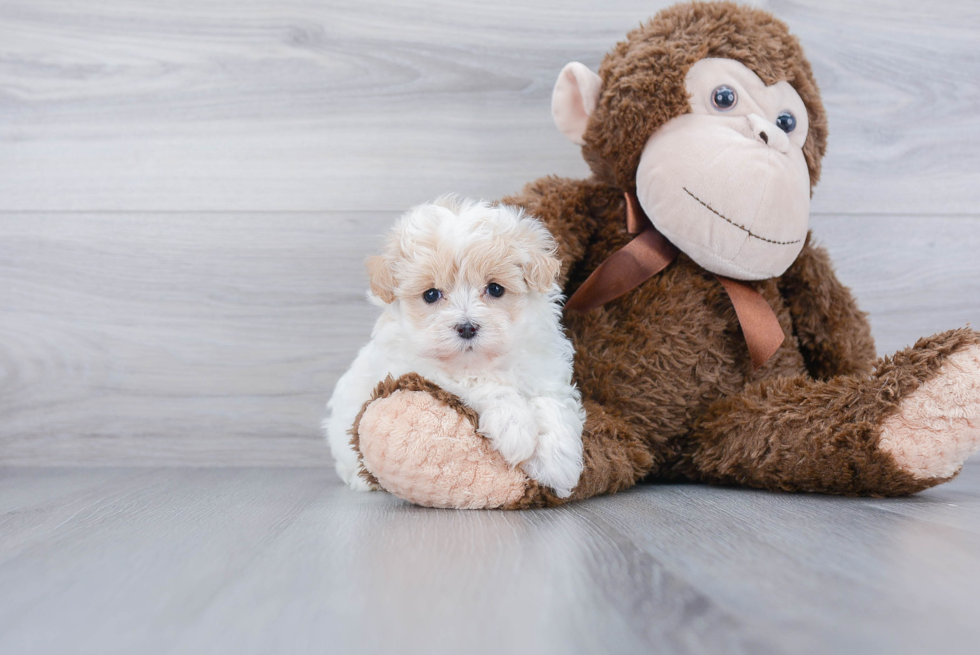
478,403 -> 538,467
523,428 -> 584,498
335,460 -> 377,492
346,472 -> 376,492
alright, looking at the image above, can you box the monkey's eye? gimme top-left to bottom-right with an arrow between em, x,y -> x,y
486,283 -> 505,298
422,288 -> 442,304
711,85 -> 737,111
775,111 -> 797,133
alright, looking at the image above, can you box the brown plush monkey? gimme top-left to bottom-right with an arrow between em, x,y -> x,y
349,1 -> 980,509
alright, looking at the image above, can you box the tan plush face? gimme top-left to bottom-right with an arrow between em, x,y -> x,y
635,58 -> 811,280
552,57 -> 813,281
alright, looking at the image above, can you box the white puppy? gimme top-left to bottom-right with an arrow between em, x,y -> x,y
324,197 -> 586,498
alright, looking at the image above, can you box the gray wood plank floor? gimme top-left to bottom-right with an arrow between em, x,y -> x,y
2,463 -> 980,655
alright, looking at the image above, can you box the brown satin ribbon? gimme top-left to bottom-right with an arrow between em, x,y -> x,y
564,192 -> 785,369
714,276 -> 785,368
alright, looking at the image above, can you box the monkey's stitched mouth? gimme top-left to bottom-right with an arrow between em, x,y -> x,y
682,187 -> 802,246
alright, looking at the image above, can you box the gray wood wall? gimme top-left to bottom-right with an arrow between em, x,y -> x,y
1,0 -> 978,466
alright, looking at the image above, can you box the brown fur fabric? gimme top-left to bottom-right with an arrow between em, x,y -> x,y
350,2 -> 977,506
499,170 -> 976,500
506,3 -> 974,500
777,235 -> 876,380
689,328 -> 980,496
583,1 -> 828,194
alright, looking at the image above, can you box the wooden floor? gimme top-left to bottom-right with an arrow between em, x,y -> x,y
2,463 -> 980,655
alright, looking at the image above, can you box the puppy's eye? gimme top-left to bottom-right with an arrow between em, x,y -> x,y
422,288 -> 442,304
775,111 -> 797,133
711,85 -> 737,111
486,283 -> 505,298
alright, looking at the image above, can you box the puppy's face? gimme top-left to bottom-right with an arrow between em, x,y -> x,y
367,199 -> 560,371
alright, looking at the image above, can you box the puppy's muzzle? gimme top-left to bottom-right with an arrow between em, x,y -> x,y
456,322 -> 479,340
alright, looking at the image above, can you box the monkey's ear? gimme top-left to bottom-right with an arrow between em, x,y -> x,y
365,255 -> 396,303
551,62 -> 602,146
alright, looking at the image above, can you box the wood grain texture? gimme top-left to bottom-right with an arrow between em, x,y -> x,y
809,214 -> 980,353
0,212 -> 976,466
0,212 -> 389,466
2,463 -> 980,655
0,0 -> 977,465
1,0 -> 978,212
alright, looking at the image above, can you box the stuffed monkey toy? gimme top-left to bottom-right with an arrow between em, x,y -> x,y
348,1 -> 980,509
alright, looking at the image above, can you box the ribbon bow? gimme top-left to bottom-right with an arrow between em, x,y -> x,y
563,192 -> 785,369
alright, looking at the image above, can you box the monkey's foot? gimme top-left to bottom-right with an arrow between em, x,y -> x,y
879,342 -> 980,482
351,374 -> 554,509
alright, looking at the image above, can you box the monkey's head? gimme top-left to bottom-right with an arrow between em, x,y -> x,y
552,1 -> 827,280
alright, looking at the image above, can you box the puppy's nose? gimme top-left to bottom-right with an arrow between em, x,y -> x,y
456,322 -> 479,340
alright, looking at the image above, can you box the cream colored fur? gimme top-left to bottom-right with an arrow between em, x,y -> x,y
324,198 -> 586,498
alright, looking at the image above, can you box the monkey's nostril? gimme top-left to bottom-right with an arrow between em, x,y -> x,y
759,131 -> 769,145
456,322 -> 479,340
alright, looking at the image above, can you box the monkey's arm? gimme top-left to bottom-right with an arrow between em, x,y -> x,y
777,233 -> 877,380
503,177 -> 619,288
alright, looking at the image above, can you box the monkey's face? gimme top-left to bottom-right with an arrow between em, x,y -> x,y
635,59 -> 811,280
552,57 -> 813,281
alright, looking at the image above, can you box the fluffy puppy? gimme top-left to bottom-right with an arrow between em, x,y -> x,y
324,197 -> 586,497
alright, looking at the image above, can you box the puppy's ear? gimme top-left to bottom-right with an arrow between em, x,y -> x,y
520,223 -> 562,293
524,250 -> 561,293
366,255 -> 396,303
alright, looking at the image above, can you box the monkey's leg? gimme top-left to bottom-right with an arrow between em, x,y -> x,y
351,374 -> 652,509
557,399 -> 655,504
691,329 -> 980,496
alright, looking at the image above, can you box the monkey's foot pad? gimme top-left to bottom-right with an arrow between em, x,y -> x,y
880,344 -> 980,481
354,374 -> 530,509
